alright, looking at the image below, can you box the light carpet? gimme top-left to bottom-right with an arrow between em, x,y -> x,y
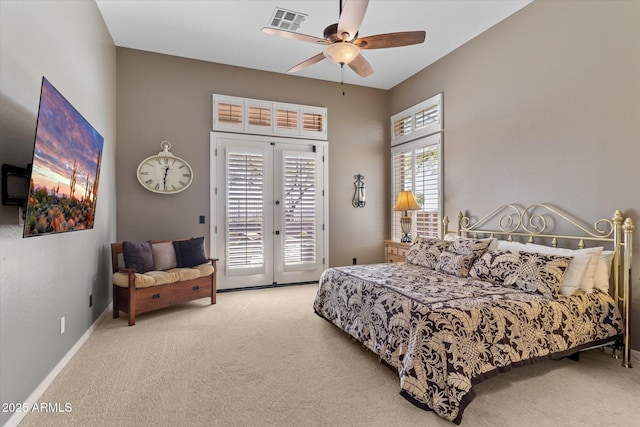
20,283 -> 640,427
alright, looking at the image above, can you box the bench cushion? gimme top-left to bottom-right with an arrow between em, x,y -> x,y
112,263 -> 214,289
167,267 -> 200,282
193,263 -> 215,277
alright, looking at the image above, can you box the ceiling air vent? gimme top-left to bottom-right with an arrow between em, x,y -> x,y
268,7 -> 307,32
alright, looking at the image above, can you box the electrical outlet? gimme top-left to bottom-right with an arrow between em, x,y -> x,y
89,294 -> 93,307
60,316 -> 65,335
199,215 -> 205,224
353,258 -> 357,265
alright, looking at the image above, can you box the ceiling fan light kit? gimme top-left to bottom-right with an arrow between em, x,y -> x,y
323,42 -> 360,65
261,0 -> 426,78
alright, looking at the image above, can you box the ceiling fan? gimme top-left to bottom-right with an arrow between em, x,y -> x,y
261,0 -> 426,78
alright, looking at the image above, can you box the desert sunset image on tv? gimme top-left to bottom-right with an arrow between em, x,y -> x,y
23,77 -> 104,238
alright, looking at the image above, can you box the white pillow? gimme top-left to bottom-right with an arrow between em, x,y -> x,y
525,244 -> 603,294
496,240 -> 528,252
593,251 -> 615,293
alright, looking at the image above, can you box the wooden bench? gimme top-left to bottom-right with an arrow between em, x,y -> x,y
111,240 -> 218,326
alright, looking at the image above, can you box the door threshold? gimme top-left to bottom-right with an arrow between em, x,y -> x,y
217,281 -> 318,293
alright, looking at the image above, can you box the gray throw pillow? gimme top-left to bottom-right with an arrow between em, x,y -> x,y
123,240 -> 155,273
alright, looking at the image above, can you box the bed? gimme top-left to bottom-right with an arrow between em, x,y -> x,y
313,204 -> 634,424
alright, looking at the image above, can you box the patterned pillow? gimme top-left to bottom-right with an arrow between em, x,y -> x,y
436,250 -> 476,277
470,250 -> 572,298
406,237 -> 450,269
448,238 -> 491,260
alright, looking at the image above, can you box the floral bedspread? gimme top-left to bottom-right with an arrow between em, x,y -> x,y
313,263 -> 623,424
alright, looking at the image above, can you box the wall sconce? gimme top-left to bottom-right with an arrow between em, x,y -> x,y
352,174 -> 366,208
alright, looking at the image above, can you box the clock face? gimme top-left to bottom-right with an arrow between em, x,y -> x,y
136,155 -> 193,194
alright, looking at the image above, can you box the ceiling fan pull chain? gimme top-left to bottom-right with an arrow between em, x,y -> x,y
341,64 -> 346,96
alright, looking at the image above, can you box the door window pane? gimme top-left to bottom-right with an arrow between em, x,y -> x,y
226,151 -> 265,270
283,154 -> 316,266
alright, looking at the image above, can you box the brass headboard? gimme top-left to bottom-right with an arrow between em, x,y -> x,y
442,203 -> 635,368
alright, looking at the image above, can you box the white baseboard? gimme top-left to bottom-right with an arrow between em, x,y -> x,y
3,303 -> 112,427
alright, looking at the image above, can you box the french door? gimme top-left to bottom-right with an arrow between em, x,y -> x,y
211,133 -> 327,290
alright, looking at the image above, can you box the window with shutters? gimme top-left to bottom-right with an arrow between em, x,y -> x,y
301,107 -> 327,138
391,93 -> 442,146
213,96 -> 244,132
393,115 -> 412,139
414,103 -> 439,130
213,95 -> 326,140
226,151 -> 265,273
246,101 -> 274,133
218,103 -> 243,124
277,108 -> 299,130
283,154 -> 316,267
303,113 -> 322,132
248,106 -> 271,127
391,129 -> 442,241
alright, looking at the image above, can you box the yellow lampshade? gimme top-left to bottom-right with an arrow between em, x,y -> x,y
393,190 -> 420,212
323,42 -> 360,65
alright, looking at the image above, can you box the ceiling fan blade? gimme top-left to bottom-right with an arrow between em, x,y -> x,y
347,54 -> 373,77
288,53 -> 326,73
261,27 -> 328,45
355,31 -> 426,49
337,0 -> 369,42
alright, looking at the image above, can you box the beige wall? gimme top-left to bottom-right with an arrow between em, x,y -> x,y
0,1 -> 117,424
116,48 -> 389,267
390,0 -> 640,349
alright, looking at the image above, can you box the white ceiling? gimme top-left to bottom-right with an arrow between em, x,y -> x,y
96,0 -> 532,90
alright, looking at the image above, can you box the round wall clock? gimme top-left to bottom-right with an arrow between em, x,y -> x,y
136,141 -> 193,194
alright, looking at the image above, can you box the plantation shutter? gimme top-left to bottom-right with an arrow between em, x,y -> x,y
392,115 -> 412,139
276,108 -> 298,130
226,150 -> 265,273
248,106 -> 271,127
390,93 -> 442,146
282,153 -> 317,267
414,144 -> 440,237
391,133 -> 442,240
414,103 -> 439,130
303,112 -> 323,133
218,102 -> 243,124
391,150 -> 411,241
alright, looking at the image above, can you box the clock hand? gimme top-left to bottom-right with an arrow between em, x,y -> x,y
163,166 -> 169,190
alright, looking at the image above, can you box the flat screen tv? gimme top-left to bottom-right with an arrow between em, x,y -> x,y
23,77 -> 104,238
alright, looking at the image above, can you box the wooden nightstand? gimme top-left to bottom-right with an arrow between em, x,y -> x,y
384,240 -> 412,263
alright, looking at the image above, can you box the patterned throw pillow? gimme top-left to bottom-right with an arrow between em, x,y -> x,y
406,237 -> 450,269
448,238 -> 491,260
436,250 -> 476,277
470,249 -> 571,298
